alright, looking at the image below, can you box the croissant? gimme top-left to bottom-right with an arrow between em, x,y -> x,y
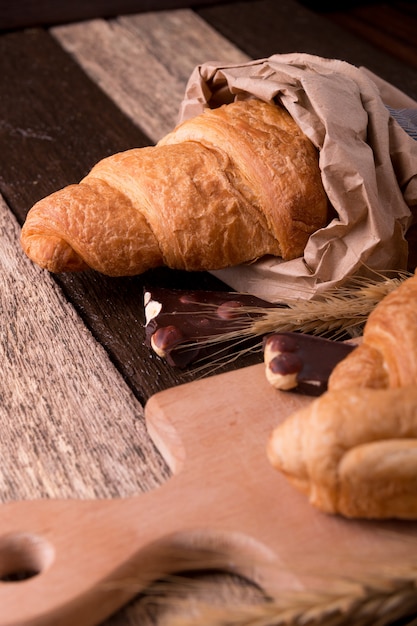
268,272 -> 417,519
328,271 -> 417,389
268,385 -> 417,519
20,99 -> 328,276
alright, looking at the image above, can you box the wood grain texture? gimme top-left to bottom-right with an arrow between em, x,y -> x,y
0,0 -> 233,30
52,9 -> 250,142
197,0 -> 417,100
0,29 -> 151,217
323,1 -> 417,71
0,193 -> 169,502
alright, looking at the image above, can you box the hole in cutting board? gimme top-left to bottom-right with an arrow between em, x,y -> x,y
0,532 -> 54,582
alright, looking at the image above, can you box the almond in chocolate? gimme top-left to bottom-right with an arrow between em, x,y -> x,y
144,287 -> 276,367
264,332 -> 356,396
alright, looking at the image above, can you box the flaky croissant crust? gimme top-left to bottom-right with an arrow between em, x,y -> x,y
268,385 -> 417,519
268,271 -> 417,519
329,271 -> 417,389
20,99 -> 328,276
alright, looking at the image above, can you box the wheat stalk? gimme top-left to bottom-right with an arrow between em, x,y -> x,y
183,270 -> 411,375
107,556 -> 417,626
220,271 -> 410,343
142,569 -> 417,626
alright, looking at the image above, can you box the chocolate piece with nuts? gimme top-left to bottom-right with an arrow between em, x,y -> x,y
144,287 -> 276,368
264,332 -> 357,396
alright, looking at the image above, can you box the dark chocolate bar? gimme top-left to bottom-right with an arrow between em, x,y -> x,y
144,287 -> 277,368
264,332 -> 357,396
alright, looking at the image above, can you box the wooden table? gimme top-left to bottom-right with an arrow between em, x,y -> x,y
0,1 -> 416,624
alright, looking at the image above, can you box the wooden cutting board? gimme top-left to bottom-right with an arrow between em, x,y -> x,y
1,362 -> 417,625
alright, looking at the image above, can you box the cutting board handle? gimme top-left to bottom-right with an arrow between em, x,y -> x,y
0,475 -> 283,626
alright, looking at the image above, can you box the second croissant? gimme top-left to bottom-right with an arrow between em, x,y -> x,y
20,99 -> 328,276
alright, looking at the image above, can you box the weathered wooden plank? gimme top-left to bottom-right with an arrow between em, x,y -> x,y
324,2 -> 417,71
197,0 -> 417,100
0,193 -> 169,502
52,9 -> 249,142
0,29 -> 151,218
0,0 -> 231,31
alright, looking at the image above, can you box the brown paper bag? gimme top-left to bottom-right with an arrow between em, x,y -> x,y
178,53 -> 417,301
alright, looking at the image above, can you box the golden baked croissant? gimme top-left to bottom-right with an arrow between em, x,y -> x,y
268,385 -> 417,519
20,99 -> 328,276
328,271 -> 417,389
268,272 -> 417,519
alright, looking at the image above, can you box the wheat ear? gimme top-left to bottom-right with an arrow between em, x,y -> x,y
222,271 -> 410,343
151,568 -> 417,626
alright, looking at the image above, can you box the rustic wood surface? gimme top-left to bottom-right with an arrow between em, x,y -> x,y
0,1 -> 416,623
52,9 -> 250,142
0,0 -> 234,30
324,1 -> 417,71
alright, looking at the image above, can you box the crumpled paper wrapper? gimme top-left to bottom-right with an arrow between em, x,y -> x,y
178,53 -> 417,302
